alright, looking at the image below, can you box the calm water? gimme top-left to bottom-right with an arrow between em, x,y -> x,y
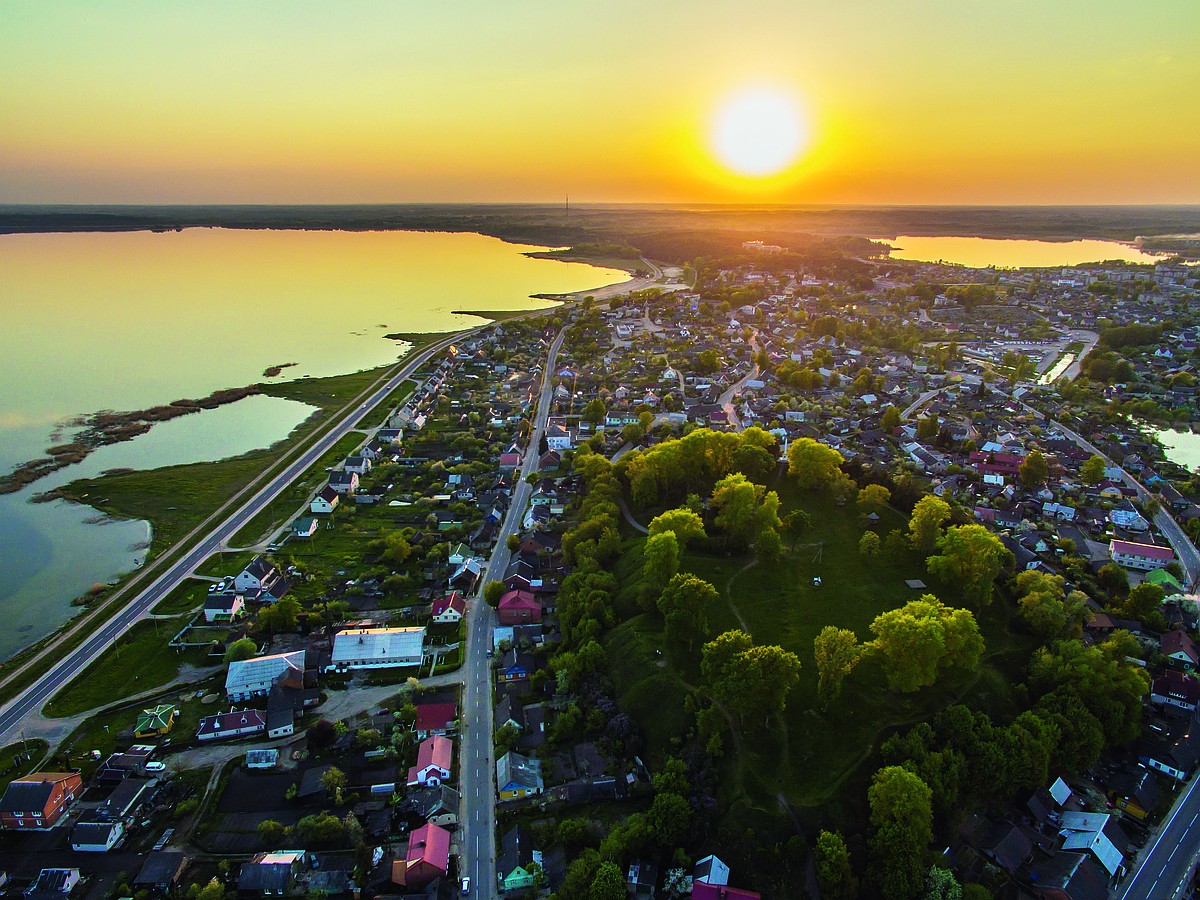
0,229 -> 627,659
888,235 -> 1167,268
1158,429 -> 1200,472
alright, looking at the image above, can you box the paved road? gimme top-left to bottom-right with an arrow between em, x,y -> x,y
1115,772 -> 1200,900
458,328 -> 564,899
719,331 -> 760,429
0,329 -> 471,744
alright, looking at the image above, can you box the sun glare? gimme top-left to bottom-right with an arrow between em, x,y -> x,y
711,85 -> 809,178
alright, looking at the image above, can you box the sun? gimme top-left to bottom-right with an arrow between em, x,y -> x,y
710,85 -> 810,177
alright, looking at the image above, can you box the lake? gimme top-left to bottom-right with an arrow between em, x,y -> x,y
1157,428 -> 1200,473
887,235 -> 1167,269
0,229 -> 627,659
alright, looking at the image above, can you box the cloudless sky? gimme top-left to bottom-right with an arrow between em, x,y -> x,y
2,0 -> 1198,204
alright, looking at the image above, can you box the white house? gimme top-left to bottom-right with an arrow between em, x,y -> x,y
204,588 -> 245,623
233,557 -> 279,594
331,627 -> 425,670
310,486 -> 339,514
406,735 -> 453,787
431,591 -> 467,624
225,650 -> 306,701
197,709 -> 267,742
1110,539 -> 1175,571
328,471 -> 359,495
544,425 -> 574,451
70,820 -> 125,853
344,455 -> 372,475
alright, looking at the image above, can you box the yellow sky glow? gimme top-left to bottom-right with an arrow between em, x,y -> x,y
1,1 -> 1198,204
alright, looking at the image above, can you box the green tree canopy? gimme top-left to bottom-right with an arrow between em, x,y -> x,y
927,524 -> 1013,607
1018,450 -> 1049,488
787,438 -> 845,490
648,508 -> 706,548
642,531 -> 681,602
814,626 -> 861,707
868,766 -> 933,900
657,573 -> 715,648
908,495 -> 951,555
224,638 -> 258,663
815,830 -> 858,900
868,595 -> 984,693
1080,454 -> 1107,485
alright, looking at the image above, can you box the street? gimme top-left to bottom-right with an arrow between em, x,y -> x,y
457,328 -> 565,899
1115,773 -> 1200,900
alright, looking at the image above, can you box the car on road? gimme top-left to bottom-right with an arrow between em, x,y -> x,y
146,761 -> 166,772
460,877 -> 470,894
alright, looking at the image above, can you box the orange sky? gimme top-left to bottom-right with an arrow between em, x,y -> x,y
2,1 -> 1198,204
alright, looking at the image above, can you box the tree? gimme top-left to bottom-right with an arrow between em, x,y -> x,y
868,766 -> 933,900
373,531 -> 412,566
642,531 -> 681,602
697,349 -> 721,374
869,596 -> 983,693
258,819 -> 288,847
1097,563 -> 1129,598
258,596 -> 301,633
701,630 -> 754,686
194,880 -> 227,900
782,509 -> 811,549
703,632 -> 801,726
1015,571 -> 1087,640
858,484 -> 892,516
756,526 -> 783,562
582,398 -> 607,424
814,627 -> 861,707
224,638 -> 257,662
293,811 -> 345,846
711,473 -> 760,547
881,406 -> 901,432
788,438 -> 845,490
859,531 -> 881,556
1123,582 -> 1165,621
908,496 -> 951,555
483,580 -> 505,607
657,574 -> 714,648
589,861 -> 628,900
320,766 -> 348,804
922,866 -> 963,900
816,830 -> 858,900
648,508 -> 706,549
647,791 -> 690,846
916,415 -> 939,441
926,524 -> 1013,607
1018,450 -> 1049,488
1081,454 -> 1107,485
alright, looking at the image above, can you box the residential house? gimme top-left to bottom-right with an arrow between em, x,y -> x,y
496,751 -> 543,800
1107,769 -> 1162,822
1110,504 -> 1150,532
0,772 -> 83,831
1137,716 -> 1200,780
204,588 -> 245,623
498,825 -> 540,893
392,823 -> 451,889
23,869 -> 81,900
1151,669 -> 1200,711
233,556 -> 281,595
406,736 -> 453,788
69,819 -> 124,853
310,486 -> 339,514
498,648 -> 536,684
413,702 -> 458,739
627,859 -> 659,897
197,709 -> 266,742
331,627 -> 425,670
694,856 -> 732,885
431,591 -> 467,624
1026,852 -> 1110,900
1110,539 -> 1175,571
291,517 -> 319,539
1058,811 -> 1128,877
133,704 -> 176,738
133,852 -> 189,894
402,784 -> 460,829
1161,630 -> 1200,671
328,471 -> 359,495
226,650 -> 306,701
544,425 -> 574,451
238,851 -> 304,896
344,455 -> 371,475
497,589 -> 542,626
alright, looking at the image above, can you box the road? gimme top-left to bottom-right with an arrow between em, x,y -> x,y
719,331 -> 760,429
1115,772 -> 1200,900
0,329 -> 472,744
458,328 -> 565,899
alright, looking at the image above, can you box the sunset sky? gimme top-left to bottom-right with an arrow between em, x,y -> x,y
3,1 -> 1198,205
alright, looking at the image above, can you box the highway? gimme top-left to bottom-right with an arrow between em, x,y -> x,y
1115,772 -> 1200,900
0,328 -> 473,743
458,327 -> 565,898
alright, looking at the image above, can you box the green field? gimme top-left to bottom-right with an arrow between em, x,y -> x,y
0,740 -> 51,791
153,579 -> 210,615
356,380 -> 415,429
44,617 -> 212,718
605,475 -> 1035,827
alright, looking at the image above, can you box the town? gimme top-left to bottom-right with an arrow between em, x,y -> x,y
3,239 -> 1200,900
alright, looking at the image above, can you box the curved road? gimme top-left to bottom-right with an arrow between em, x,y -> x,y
0,328 -> 472,743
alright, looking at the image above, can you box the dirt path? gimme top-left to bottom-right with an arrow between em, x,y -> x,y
722,559 -> 758,634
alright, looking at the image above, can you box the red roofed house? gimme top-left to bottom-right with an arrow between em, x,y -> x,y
1152,669 -> 1200,712
0,772 -> 83,831
497,590 -> 542,626
970,450 -> 1024,478
499,452 -> 521,472
413,703 -> 458,739
431,591 -> 466,624
392,823 -> 451,888
1110,539 -> 1175,572
692,883 -> 761,900
407,735 -> 453,787
1162,630 -> 1200,672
